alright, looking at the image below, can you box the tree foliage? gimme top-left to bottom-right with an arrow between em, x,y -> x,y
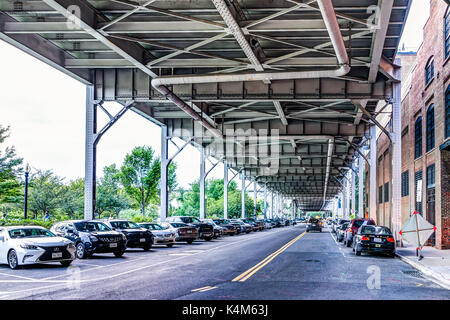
28,170 -> 65,218
0,125 -> 23,203
96,164 -> 129,217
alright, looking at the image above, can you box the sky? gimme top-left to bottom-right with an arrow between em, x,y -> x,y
0,0 -> 431,189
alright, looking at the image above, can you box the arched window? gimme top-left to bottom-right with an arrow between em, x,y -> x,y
445,8 -> 450,59
425,57 -> 434,86
426,104 -> 435,152
415,116 -> 423,159
446,85 -> 450,138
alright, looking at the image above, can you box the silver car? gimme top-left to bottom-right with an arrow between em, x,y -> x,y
139,223 -> 176,247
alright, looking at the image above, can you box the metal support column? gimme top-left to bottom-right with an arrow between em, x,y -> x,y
241,173 -> 246,219
223,160 -> 228,219
263,185 -> 267,219
253,181 -> 257,217
351,163 -> 356,216
391,61 -> 402,241
271,191 -> 274,218
84,85 -> 96,220
200,146 -> 206,219
160,126 -> 169,222
358,153 -> 364,218
369,125 -> 378,222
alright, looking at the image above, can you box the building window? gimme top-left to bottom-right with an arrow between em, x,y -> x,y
426,104 -> 435,152
426,164 -> 435,189
384,182 -> 389,203
401,171 -> 409,197
415,116 -> 423,159
446,9 -> 450,59
415,170 -> 423,215
378,185 -> 383,204
425,57 -> 434,85
446,85 -> 450,139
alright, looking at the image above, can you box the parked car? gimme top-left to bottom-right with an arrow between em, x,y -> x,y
212,219 -> 237,236
201,219 -> 223,238
333,218 -> 350,234
352,225 -> 395,257
101,219 -> 154,251
306,218 -> 322,232
263,219 -> 274,229
228,221 -> 244,234
242,218 -> 263,231
139,223 -> 176,247
160,222 -> 198,244
232,219 -> 253,233
336,222 -> 350,242
343,218 -> 376,247
0,226 -> 76,269
51,220 -> 127,259
165,216 -> 214,241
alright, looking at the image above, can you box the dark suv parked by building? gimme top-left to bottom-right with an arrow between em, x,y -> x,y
51,220 -> 127,259
101,219 -> 154,251
165,216 -> 214,241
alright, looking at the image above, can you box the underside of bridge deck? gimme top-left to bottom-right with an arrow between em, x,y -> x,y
0,0 -> 411,216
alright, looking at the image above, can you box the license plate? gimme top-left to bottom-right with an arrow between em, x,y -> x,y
375,244 -> 381,248
109,243 -> 118,248
186,230 -> 192,233
52,252 -> 63,259
373,238 -> 382,243
140,238 -> 145,243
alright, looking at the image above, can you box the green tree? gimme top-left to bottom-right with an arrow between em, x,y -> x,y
28,170 -> 64,218
120,146 -> 161,216
0,125 -> 23,204
96,164 -> 129,217
60,178 -> 84,219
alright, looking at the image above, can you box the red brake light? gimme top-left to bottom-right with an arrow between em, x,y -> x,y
387,237 -> 395,242
361,236 -> 370,241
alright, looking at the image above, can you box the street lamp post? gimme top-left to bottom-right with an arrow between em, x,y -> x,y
24,164 -> 30,220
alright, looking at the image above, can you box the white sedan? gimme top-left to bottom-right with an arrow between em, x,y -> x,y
139,223 -> 176,247
0,226 -> 76,269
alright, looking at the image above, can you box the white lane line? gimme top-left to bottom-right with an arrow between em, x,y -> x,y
0,272 -> 39,281
329,231 -> 347,257
169,253 -> 195,256
0,226 -> 303,298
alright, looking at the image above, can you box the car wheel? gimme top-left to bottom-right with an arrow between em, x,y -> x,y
8,249 -> 19,269
60,260 -> 72,267
143,244 -> 151,251
319,229 -> 322,232
205,237 -> 213,241
166,244 -> 174,248
113,250 -> 125,258
346,240 -> 351,247
355,249 -> 361,256
76,242 -> 87,259
187,240 -> 194,244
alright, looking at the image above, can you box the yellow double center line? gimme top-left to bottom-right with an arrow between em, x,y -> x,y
232,231 -> 306,282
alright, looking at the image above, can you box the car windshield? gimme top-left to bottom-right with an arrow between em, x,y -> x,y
179,217 -> 201,224
170,223 -> 187,228
110,221 -> 140,229
143,224 -> 164,230
74,221 -> 111,232
361,226 -> 392,235
353,220 -> 365,228
9,228 -> 55,239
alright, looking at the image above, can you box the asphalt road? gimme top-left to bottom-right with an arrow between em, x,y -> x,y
0,224 -> 448,300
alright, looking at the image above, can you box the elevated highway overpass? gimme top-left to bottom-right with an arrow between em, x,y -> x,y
0,0 -> 411,237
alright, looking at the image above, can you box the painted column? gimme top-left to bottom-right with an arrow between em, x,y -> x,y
160,126 -> 169,222
84,85 -> 96,220
223,160 -> 228,219
351,162 -> 356,216
199,146 -> 206,219
253,181 -> 257,217
263,185 -> 268,219
271,191 -> 274,218
241,173 -> 246,218
369,125 -> 378,222
358,153 -> 364,218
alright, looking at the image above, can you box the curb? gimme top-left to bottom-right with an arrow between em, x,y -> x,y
396,253 -> 450,290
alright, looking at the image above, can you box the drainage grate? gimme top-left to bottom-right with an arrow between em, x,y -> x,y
402,270 -> 424,278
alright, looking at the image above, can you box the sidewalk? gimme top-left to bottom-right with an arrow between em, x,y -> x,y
396,243 -> 450,290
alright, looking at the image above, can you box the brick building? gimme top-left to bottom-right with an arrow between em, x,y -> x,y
375,0 -> 450,249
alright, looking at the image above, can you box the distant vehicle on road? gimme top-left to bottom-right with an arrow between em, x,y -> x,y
343,218 -> 376,247
332,218 -> 350,234
0,226 -> 76,269
336,222 -> 350,242
102,219 -> 154,251
352,225 -> 395,257
51,220 -> 127,259
306,218 -> 322,232
165,216 -> 214,241
160,222 -> 198,244
139,223 -> 176,247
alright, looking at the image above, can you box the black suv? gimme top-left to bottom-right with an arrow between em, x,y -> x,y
101,219 -> 154,251
165,216 -> 214,241
51,220 -> 127,259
